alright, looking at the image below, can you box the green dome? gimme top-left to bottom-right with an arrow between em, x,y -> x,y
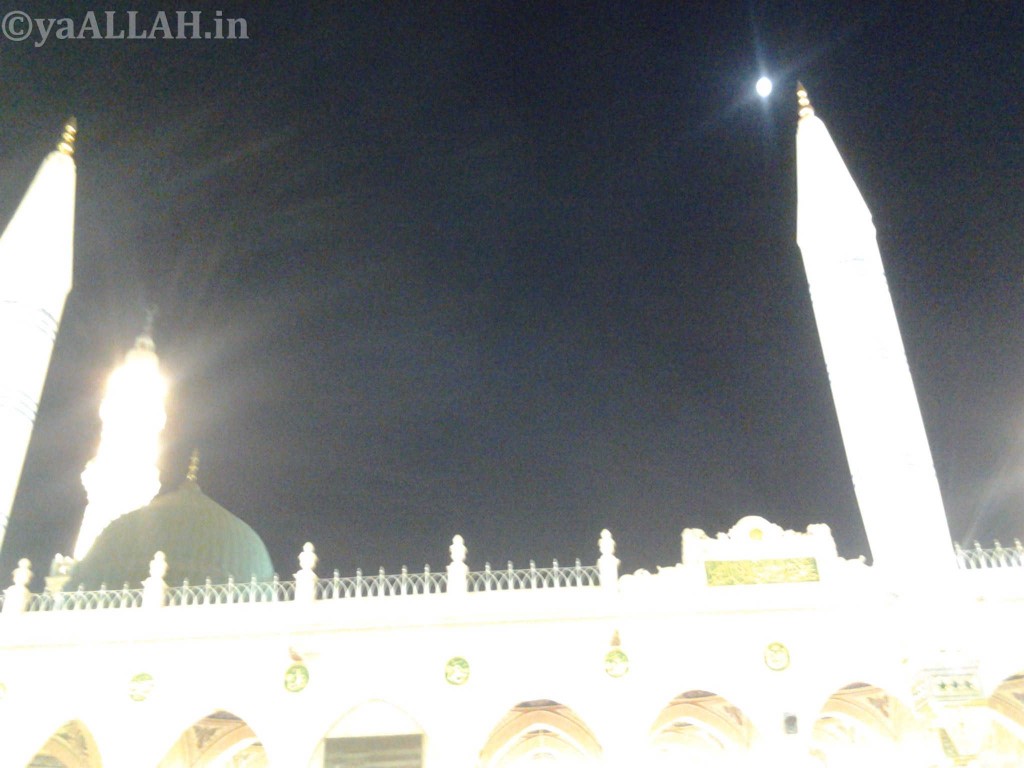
71,480 -> 274,590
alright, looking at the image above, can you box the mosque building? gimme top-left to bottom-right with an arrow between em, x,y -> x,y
0,90 -> 1022,768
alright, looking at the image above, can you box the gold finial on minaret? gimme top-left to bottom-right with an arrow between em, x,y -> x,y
57,117 -> 77,156
187,449 -> 200,483
796,83 -> 814,120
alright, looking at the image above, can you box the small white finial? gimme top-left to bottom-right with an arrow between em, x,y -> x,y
12,558 -> 32,588
599,529 -> 616,556
298,542 -> 317,572
450,535 -> 467,564
148,551 -> 168,580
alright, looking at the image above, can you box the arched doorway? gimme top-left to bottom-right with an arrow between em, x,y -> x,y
29,721 -> 102,768
479,699 -> 601,766
157,710 -> 267,767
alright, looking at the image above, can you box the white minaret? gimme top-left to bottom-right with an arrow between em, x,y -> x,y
795,86 -> 954,578
0,120 -> 78,557
75,327 -> 167,560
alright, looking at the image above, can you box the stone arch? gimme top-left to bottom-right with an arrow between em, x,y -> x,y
28,720 -> 102,768
479,699 -> 602,767
648,689 -> 756,763
986,671 -> 1024,761
156,710 -> 266,767
809,681 -> 919,764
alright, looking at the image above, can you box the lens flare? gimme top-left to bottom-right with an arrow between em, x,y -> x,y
75,334 -> 167,560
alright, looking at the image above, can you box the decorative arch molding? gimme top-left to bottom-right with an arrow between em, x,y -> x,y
648,689 -> 756,754
156,710 -> 266,768
989,672 -> 1024,736
29,720 -> 102,768
479,700 -> 602,767
806,662 -> 914,715
809,680 -> 923,764
813,681 -> 917,740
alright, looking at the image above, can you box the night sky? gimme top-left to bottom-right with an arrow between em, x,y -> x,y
2,3 -> 1021,583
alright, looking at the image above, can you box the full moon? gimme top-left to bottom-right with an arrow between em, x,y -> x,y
756,76 -> 773,98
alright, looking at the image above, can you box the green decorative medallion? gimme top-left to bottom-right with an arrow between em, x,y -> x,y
445,656 -> 470,685
284,664 -> 309,693
604,648 -> 630,678
764,642 -> 790,672
128,673 -> 155,702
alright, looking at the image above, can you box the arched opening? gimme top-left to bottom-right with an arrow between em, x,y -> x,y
157,710 -> 266,767
810,682 -> 917,765
648,689 -> 755,764
29,720 -> 102,768
479,699 -> 602,767
315,699 -> 424,768
986,671 -> 1024,762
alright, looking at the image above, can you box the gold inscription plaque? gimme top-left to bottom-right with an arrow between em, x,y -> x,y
705,558 -> 819,586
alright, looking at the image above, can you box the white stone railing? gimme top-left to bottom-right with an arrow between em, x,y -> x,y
316,566 -> 448,599
26,585 -> 144,611
166,576 -> 295,606
5,529 -> 1023,615
0,531 -> 620,614
467,560 -> 599,591
955,541 -> 1024,569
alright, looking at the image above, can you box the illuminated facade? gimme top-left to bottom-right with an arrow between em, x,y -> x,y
1,94 -> 1022,767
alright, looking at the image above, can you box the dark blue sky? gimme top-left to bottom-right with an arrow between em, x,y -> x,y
2,2 -> 1022,581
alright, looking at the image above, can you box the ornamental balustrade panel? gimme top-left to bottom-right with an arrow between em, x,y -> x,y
955,541 -> 1024,569
165,575 -> 295,606
26,586 -> 144,611
467,559 -> 600,592
315,566 -> 447,599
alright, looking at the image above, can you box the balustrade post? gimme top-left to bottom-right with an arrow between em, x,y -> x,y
447,535 -> 468,596
294,542 -> 318,603
142,552 -> 167,608
2,559 -> 32,615
598,529 -> 620,592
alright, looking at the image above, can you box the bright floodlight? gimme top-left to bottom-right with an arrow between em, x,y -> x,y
756,76 -> 773,98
